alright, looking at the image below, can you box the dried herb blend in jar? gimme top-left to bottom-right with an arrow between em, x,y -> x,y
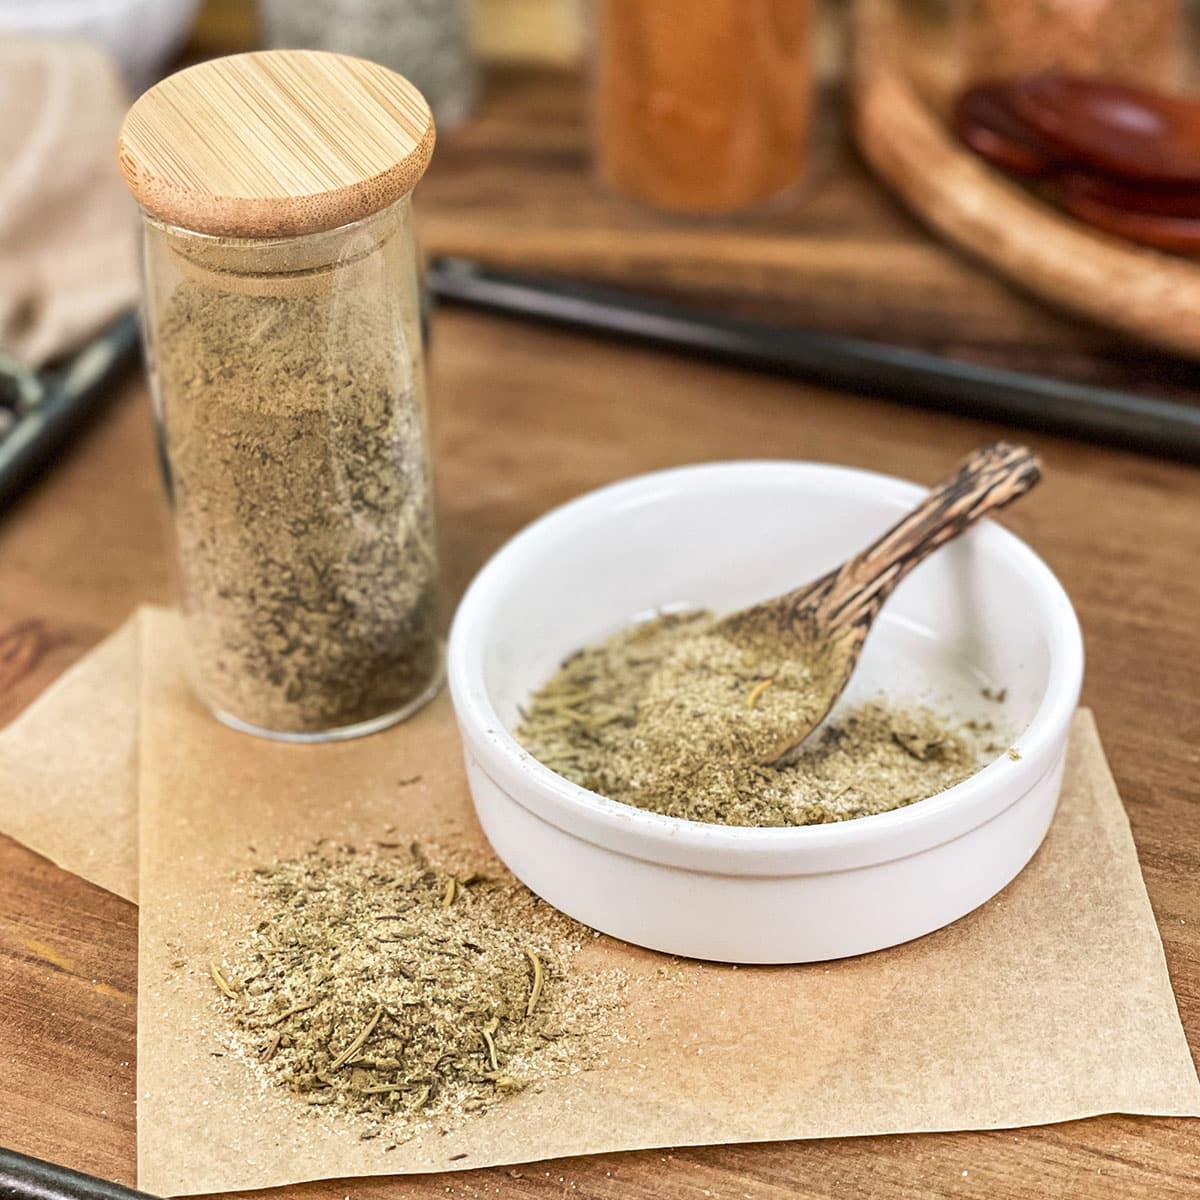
152,223 -> 437,735
210,842 -> 626,1136
119,51 -> 442,740
517,612 -> 994,827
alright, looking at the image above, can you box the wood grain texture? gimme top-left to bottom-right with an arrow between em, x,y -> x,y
729,442 -> 1042,761
2,306 -> 1199,1198
118,50 -> 435,237
805,442 -> 1041,635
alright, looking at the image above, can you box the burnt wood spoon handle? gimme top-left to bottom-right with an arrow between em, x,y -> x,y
770,443 -> 1042,667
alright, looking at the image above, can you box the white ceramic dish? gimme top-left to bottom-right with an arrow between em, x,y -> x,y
447,462 -> 1083,963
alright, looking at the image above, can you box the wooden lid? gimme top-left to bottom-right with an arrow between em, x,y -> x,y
117,50 -> 435,238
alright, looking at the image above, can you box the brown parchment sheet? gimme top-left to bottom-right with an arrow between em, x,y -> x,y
0,610 -> 141,901
135,607 -> 1200,1196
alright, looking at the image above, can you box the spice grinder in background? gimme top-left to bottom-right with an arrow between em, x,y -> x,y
118,51 -> 443,743
593,0 -> 814,214
257,0 -> 477,133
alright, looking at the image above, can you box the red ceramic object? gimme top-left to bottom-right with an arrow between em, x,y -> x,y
1057,173 -> 1200,251
1059,172 -> 1200,218
953,82 -> 1060,177
1009,75 -> 1200,185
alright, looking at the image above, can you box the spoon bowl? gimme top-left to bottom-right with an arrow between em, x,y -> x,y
656,443 -> 1041,764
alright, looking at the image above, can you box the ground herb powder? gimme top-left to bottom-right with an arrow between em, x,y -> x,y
211,843 -> 625,1137
517,612 -> 993,827
156,266 -> 438,735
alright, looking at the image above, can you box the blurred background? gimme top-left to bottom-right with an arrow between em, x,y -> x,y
3,0 -> 1200,508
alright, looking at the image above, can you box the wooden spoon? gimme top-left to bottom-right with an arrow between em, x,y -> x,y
664,443 -> 1041,765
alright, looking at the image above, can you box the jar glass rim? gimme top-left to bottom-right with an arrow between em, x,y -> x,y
142,199 -> 407,248
144,201 -> 409,291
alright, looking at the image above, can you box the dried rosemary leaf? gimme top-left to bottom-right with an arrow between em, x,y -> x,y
209,961 -> 239,1000
525,950 -> 545,1017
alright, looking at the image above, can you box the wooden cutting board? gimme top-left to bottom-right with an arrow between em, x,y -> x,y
418,67 -> 1200,401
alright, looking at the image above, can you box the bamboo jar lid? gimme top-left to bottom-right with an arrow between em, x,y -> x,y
118,50 -> 435,239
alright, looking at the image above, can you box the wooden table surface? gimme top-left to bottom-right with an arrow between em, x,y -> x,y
2,305 -> 1199,1199
3,53 -> 1200,1199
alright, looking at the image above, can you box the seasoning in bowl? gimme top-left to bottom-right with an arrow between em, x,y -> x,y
516,611 -> 998,827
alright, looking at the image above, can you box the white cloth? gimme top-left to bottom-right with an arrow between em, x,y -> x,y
0,38 -> 138,367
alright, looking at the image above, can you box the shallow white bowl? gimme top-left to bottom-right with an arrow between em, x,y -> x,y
447,462 -> 1083,963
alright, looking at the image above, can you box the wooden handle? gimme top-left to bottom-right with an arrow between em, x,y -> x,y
786,442 -> 1041,643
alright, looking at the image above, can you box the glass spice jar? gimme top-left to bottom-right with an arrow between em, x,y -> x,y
118,50 -> 442,742
593,0 -> 815,214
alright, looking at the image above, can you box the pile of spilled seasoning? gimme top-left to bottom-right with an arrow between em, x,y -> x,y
208,841 -> 627,1143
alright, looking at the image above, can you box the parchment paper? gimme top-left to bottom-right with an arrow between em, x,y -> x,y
0,610 -> 141,901
134,607 -> 1200,1196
